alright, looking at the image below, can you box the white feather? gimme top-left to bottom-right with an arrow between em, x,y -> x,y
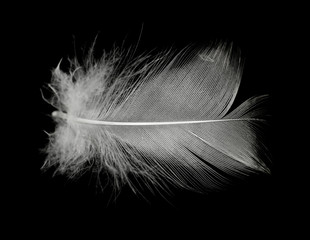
44,43 -> 270,193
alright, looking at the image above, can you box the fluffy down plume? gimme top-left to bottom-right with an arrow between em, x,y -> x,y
43,42 -> 270,193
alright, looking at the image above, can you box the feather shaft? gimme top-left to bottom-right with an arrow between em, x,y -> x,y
52,111 -> 265,126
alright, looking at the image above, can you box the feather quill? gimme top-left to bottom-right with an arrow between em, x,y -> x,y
43,42 -> 270,193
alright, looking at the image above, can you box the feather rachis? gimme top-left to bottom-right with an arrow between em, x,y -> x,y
44,43 -> 270,193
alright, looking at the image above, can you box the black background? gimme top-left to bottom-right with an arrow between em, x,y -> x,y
5,3 -> 301,237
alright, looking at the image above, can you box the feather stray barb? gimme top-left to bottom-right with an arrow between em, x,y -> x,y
43,42 -> 271,193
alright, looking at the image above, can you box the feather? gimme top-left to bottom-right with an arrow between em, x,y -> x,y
43,42 -> 271,193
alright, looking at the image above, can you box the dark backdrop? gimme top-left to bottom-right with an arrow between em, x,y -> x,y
5,4 -> 295,236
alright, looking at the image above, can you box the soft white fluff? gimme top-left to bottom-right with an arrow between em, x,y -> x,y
44,43 -> 270,193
